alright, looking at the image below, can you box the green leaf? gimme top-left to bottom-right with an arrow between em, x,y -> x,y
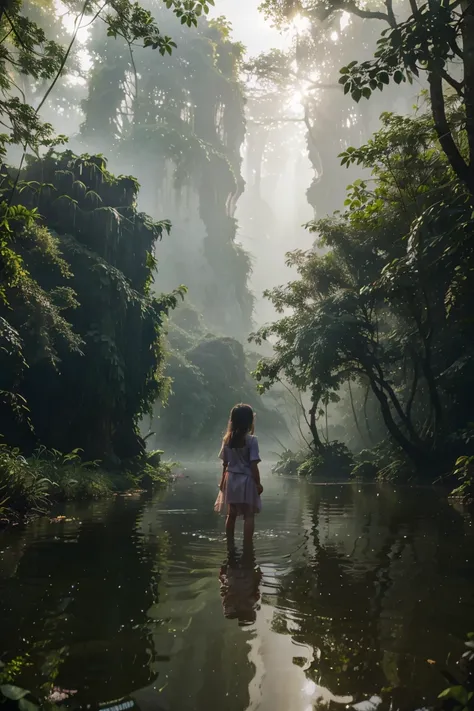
1,685 -> 30,701
362,87 -> 371,99
19,699 -> 39,711
439,688 -> 453,699
352,88 -> 362,102
438,686 -> 469,705
391,28 -> 402,48
394,70 -> 404,84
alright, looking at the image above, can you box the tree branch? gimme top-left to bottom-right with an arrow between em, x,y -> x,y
348,378 -> 365,443
276,378 -> 314,450
439,67 -> 464,96
384,0 -> 397,27
363,382 -> 374,443
405,354 -> 419,422
428,72 -> 473,194
344,1 -> 392,25
461,0 -> 474,181
8,0 -> 90,207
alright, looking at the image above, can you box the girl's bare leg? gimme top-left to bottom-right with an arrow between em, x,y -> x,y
243,513 -> 255,545
226,507 -> 237,546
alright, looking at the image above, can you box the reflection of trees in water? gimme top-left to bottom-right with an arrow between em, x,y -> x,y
272,484 -> 474,708
0,497 -> 168,705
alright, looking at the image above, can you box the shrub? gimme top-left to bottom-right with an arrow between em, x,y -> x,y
272,449 -> 307,476
450,455 -> 474,502
0,444 -> 174,523
273,443 -> 353,480
350,460 -> 379,481
352,442 -> 414,483
0,445 -> 51,521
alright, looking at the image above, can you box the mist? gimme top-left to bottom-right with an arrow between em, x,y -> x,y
2,0 -> 461,476
2,5 -> 474,707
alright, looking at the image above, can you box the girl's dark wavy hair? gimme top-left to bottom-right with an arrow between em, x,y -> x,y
223,403 -> 255,449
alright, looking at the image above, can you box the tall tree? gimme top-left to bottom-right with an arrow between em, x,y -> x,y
281,0 -> 474,197
253,108 -> 474,474
256,0 -> 415,217
79,8 -> 253,337
0,0 -> 213,456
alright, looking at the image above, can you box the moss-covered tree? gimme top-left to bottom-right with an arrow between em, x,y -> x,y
1,150 -> 184,461
80,9 -> 253,337
0,0 -> 214,462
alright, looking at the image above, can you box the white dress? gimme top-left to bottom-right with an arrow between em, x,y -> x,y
214,434 -> 262,516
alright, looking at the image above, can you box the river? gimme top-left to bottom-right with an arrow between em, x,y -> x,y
1,465 -> 473,711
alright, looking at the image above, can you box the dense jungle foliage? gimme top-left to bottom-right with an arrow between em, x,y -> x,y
254,0 -> 474,496
1,0 -> 474,522
0,0 -> 219,519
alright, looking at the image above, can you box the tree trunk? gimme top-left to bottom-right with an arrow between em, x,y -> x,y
363,384 -> 375,444
309,399 -> 324,453
372,358 -> 424,446
348,379 -> 367,445
368,375 -> 425,471
429,72 -> 474,195
420,345 -> 443,438
461,0 -> 474,189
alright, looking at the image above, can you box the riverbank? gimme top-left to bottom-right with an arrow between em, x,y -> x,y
0,445 -> 173,525
272,445 -> 474,504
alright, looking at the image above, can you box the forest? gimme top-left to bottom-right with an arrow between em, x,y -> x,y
251,0 -> 474,498
0,0 -> 473,525
1,0 -> 474,709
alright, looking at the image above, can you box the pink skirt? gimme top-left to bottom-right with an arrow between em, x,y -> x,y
214,471 -> 261,518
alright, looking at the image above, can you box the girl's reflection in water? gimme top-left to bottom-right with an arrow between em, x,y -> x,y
219,545 -> 262,626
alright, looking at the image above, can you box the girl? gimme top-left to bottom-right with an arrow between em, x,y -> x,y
214,403 -> 263,546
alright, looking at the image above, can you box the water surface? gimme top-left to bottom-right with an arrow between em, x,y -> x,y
1,466 -> 473,711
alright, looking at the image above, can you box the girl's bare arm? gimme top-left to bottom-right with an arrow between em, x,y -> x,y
251,462 -> 263,493
219,462 -> 227,491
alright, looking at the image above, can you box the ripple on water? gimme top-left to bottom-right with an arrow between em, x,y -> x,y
0,468 -> 473,711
